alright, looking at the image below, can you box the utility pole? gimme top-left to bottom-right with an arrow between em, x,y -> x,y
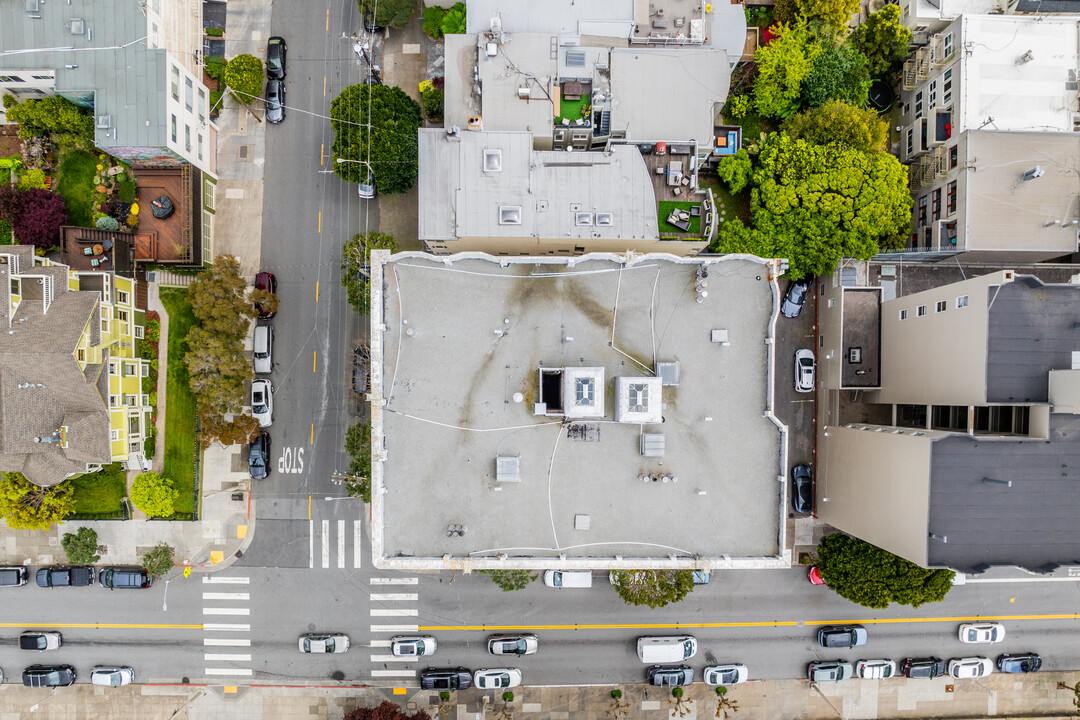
341,33 -> 382,84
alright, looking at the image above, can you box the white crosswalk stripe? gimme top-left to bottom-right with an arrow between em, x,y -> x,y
203,576 -> 250,584
371,577 -> 418,585
370,608 -> 418,617
201,575 -> 253,681
202,592 -> 249,601
370,624 -> 420,633
308,518 -> 365,569
370,654 -> 417,663
366,574 -> 423,682
204,639 -> 251,647
371,670 -> 416,678
370,593 -> 417,601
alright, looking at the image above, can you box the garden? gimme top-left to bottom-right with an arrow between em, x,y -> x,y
66,462 -> 129,520
159,288 -> 198,517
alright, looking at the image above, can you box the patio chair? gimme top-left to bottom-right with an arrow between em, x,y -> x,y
680,176 -> 691,187
83,247 -> 94,256
90,258 -> 100,268
690,206 -> 701,217
673,187 -> 682,196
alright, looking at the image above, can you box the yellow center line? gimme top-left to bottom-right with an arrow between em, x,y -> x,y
0,623 -> 202,630
420,621 -> 798,631
308,495 -> 312,520
323,76 -> 327,97
310,423 -> 314,445
325,8 -> 329,31
320,143 -> 324,166
315,280 -> 320,302
312,351 -> 317,373
317,211 -> 322,233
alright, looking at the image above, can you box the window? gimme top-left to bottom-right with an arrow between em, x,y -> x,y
109,395 -> 118,408
949,145 -> 958,169
947,180 -> 957,214
170,65 -> 180,101
198,133 -> 203,161
943,68 -> 952,105
170,115 -> 177,143
936,300 -> 947,313
819,335 -> 825,347
185,125 -> 191,152
134,325 -> 144,339
498,206 -> 522,225
917,305 -> 927,317
900,309 -> 909,320
915,91 -> 923,118
198,88 -> 206,123
141,364 -> 149,377
932,188 -> 942,221
116,289 -> 129,305
101,315 -> 110,333
929,79 -> 937,109
124,362 -> 137,376
110,429 -> 120,441
116,309 -> 129,323
0,75 -> 25,83
129,441 -> 141,453
109,360 -> 119,374
943,32 -> 953,59
906,128 -> 914,156
185,77 -> 193,111
151,22 -> 159,47
827,298 -> 836,308
141,394 -> 149,406
31,74 -> 51,80
903,102 -> 910,117
956,295 -> 968,308
917,196 -> 928,226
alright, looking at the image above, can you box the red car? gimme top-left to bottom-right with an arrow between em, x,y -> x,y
808,566 -> 825,585
254,272 -> 277,318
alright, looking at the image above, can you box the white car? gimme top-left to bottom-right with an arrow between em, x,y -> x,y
958,622 -> 1005,644
251,379 -> 273,427
703,664 -> 748,685
856,659 -> 897,679
948,657 -> 993,679
488,634 -> 538,656
390,635 -> 437,657
358,168 -> 376,200
90,666 -> 134,686
795,348 -> 815,393
473,668 -> 522,689
298,633 -> 350,654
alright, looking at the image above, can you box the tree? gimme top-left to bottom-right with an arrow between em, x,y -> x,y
342,231 -> 396,312
0,472 -> 74,531
129,472 -> 180,518
782,101 -> 889,153
198,412 -> 260,450
716,149 -> 753,194
609,569 -> 695,608
13,189 -> 68,249
188,255 -> 257,337
710,217 -> 775,257
344,700 -> 431,720
344,420 -> 372,502
852,5 -> 913,78
61,526 -> 101,564
752,21 -> 821,118
796,0 -> 860,31
714,686 -> 740,720
141,541 -> 175,579
331,84 -> 423,194
357,0 -> 416,29
478,569 -> 537,592
5,96 -> 94,147
816,532 -> 955,609
801,43 -> 870,108
223,54 -> 264,104
441,2 -> 466,34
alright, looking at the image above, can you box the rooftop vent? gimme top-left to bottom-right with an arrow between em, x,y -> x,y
517,85 -> 530,99
467,115 -> 484,131
575,212 -> 593,226
1016,49 -> 1034,66
483,148 -> 502,172
96,114 -> 111,129
595,212 -> 613,226
69,18 -> 85,34
1022,165 -> 1045,182
499,206 -> 521,225
615,376 -> 662,424
566,49 -> 585,67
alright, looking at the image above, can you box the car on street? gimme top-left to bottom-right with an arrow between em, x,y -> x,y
791,464 -> 813,514
100,567 -> 151,590
22,665 -> 76,687
781,278 -> 811,318
0,566 -> 28,587
35,566 -> 94,587
487,634 -> 537,656
807,661 -> 852,683
901,657 -> 946,679
298,633 -> 350,654
91,666 -> 135,686
808,566 -> 825,585
390,636 -> 437,657
703,664 -> 748,685
249,431 -> 270,480
420,668 -> 472,690
958,622 -> 1005,644
855,659 -> 896,679
363,14 -> 384,31
948,657 -> 993,679
996,653 -> 1041,673
647,665 -> 694,686
18,632 -> 61,651
251,379 -> 273,427
795,348 -> 815,393
692,570 -> 711,584
254,272 -> 277,319
265,79 -> 285,124
474,668 -> 522,689
817,625 -> 868,648
358,168 -> 376,200
266,36 -> 287,80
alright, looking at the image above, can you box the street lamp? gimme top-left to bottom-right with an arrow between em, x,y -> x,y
324,496 -> 356,502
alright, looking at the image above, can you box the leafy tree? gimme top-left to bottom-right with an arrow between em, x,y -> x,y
5,96 -> 94,147
714,686 -> 740,720
0,472 -> 74,531
710,216 -> 774,257
716,149 -> 753,194
357,0 -> 416,29
61,526 -> 101,564
0,184 -> 18,223
801,43 -> 870,108
816,532 -> 954,609
130,472 -> 180,518
141,541 -> 175,579
13,189 -> 68,249
197,412 -> 260,451
441,2 -> 466,34
342,231 -> 396,312
344,420 -> 372,502
189,255 -> 256,337
422,6 -> 446,38
344,700 -> 431,720
331,84 -> 423,194
223,54 -> 264,104
752,21 -> 821,118
852,5 -> 913,78
478,569 -> 537,592
609,569 -> 695,608
421,87 -> 444,123
783,100 -> 889,153
796,0 -> 860,31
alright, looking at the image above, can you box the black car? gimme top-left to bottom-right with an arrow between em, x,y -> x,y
420,667 -> 472,690
817,625 -> 868,648
363,14 -> 385,32
249,431 -> 271,480
997,653 -> 1041,673
266,36 -> 287,80
792,464 -> 813,514
781,278 -> 811,318
0,566 -> 28,587
23,665 -> 76,687
265,79 -> 285,124
36,566 -> 95,587
100,567 -> 152,590
902,657 -> 946,679
647,665 -> 694,686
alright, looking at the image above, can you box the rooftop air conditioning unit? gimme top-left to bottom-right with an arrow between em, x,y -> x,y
595,213 -> 613,226
96,115 -> 111,129
70,18 -> 85,34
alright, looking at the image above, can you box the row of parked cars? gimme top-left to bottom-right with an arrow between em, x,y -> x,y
0,565 -> 151,589
10,665 -> 135,687
249,271 -> 277,479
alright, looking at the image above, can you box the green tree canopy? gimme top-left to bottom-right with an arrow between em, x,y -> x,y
141,541 -> 175,579
752,21 -> 821,118
851,5 -> 913,78
61,526 -> 101,564
223,54 -> 264,104
188,255 -> 257,337
478,569 -> 537,592
344,700 -> 433,720
782,100 -> 890,153
0,472 -> 74,531
5,96 -> 95,146
331,84 -> 422,194
344,420 -> 372,502
801,43 -> 870,108
357,0 -> 416,29
817,532 -> 954,608
716,149 -> 753,194
609,570 -> 695,608
130,472 -> 180,518
342,231 -> 396,312
796,0 -> 860,31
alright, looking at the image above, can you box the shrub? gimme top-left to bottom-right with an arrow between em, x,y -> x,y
441,2 -> 466,34
502,692 -> 514,703
205,26 -> 224,37
61,526 -> 101,565
478,569 -> 537,591
421,87 -> 444,123
205,56 -> 227,80
611,690 -> 623,700
727,95 -> 750,119
118,178 -> 137,203
223,54 -> 264,104
141,541 -> 175,579
0,219 -> 11,245
96,215 -> 121,231
130,471 -> 180,517
17,168 -> 48,191
13,188 -> 68,249
5,96 -> 95,147
423,5 -> 446,38
145,426 -> 158,459
672,687 -> 684,698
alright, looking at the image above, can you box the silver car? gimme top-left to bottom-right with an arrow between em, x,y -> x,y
391,635 -> 437,657
251,379 -> 273,427
91,666 -> 134,686
703,664 -> 748,685
298,633 -> 349,654
487,634 -> 538,656
808,661 -> 853,683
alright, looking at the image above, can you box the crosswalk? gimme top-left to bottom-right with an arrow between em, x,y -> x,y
367,576 -> 421,682
309,519 -> 365,569
202,575 -> 253,678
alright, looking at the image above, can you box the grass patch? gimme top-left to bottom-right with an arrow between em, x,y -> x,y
53,149 -> 98,227
159,287 -> 197,516
66,462 -> 127,517
658,201 -> 703,235
698,172 -> 752,225
118,178 -> 137,203
556,94 -> 589,125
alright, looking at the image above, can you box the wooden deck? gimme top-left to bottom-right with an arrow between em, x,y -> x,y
136,166 -> 192,264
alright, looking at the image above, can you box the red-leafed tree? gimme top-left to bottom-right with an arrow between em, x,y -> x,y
344,701 -> 431,720
13,188 -> 68,249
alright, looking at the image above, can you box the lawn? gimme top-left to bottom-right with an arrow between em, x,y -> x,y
658,201 -> 703,236
66,462 -> 127,518
556,94 -> 589,125
159,287 -> 197,516
53,149 -> 98,227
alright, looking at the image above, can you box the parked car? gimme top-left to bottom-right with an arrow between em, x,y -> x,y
265,79 -> 285,124
253,272 -> 277,319
249,431 -> 270,480
35,566 -> 94,587
91,666 -> 135,687
18,632 -> 62,651
795,348 -> 816,393
996,653 -> 1041,674
901,657 -> 946,679
791,464 -> 813,514
808,661 -> 852,683
781,278 -> 811,318
251,379 -> 273,427
22,665 -> 76,687
363,14 -> 385,31
817,625 -> 868,649
298,633 -> 349,654
855,659 -> 896,679
358,168 -> 376,200
487,634 -> 538,656
958,622 -> 1005,644
808,566 -> 825,585
948,657 -> 993,679
420,667 -> 471,690
703,664 -> 748,685
266,36 -> 287,80
0,566 -> 28,587
473,668 -> 522,689
100,567 -> 151,589
390,636 -> 436,657
253,325 -> 273,374
646,665 -> 694,686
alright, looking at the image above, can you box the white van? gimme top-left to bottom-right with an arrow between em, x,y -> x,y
543,570 -> 592,588
637,636 -> 698,664
254,325 -> 273,374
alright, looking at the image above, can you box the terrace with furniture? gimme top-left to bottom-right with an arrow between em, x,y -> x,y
712,124 -> 742,157
134,166 -> 200,264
